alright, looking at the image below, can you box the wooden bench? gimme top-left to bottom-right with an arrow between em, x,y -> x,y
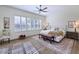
39,34 -> 54,43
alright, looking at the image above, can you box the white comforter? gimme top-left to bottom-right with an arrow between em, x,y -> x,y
40,30 -> 66,42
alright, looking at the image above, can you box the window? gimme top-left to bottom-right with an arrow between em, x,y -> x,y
14,16 -> 26,32
14,16 -> 21,32
21,17 -> 26,31
39,20 -> 42,29
31,19 -> 41,30
26,18 -> 31,30
35,20 -> 38,29
31,19 -> 35,30
14,16 -> 42,32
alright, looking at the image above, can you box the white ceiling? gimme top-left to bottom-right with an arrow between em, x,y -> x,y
9,5 -> 79,17
10,5 -> 48,16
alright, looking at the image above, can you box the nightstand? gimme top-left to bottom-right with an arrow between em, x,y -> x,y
65,31 -> 79,40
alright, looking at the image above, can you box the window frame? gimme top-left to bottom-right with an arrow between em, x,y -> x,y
14,16 -> 42,32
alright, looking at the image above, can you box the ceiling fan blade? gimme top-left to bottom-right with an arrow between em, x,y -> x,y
36,7 -> 39,10
42,10 -> 48,12
42,7 -> 47,10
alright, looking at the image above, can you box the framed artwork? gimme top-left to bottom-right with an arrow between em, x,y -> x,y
3,17 -> 10,36
68,21 -> 75,28
4,17 -> 10,29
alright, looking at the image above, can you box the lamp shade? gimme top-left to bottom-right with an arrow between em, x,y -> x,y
75,20 -> 79,28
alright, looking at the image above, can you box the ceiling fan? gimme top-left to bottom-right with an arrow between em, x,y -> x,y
36,5 -> 48,13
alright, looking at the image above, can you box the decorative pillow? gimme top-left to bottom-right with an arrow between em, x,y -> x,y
48,31 -> 55,36
54,36 -> 64,42
56,31 -> 64,36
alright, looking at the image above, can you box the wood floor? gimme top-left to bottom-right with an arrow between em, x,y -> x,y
71,40 -> 79,54
0,35 -> 79,54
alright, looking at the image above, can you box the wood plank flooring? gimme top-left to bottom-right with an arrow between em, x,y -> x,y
0,35 -> 79,54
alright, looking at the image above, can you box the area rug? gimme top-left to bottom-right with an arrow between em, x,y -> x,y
23,42 -> 39,54
0,37 -> 74,54
32,37 -> 74,54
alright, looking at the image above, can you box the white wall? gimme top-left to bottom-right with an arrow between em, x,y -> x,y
0,6 -> 46,39
47,5 -> 67,31
47,5 -> 79,32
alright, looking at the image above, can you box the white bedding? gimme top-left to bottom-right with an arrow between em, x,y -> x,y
40,30 -> 66,42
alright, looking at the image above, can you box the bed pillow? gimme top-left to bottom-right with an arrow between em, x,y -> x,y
40,30 -> 50,35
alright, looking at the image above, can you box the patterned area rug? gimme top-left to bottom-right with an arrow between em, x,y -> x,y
0,42 -> 39,54
0,37 -> 74,54
32,37 -> 74,54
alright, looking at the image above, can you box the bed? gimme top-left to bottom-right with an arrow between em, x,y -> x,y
40,30 -> 66,43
